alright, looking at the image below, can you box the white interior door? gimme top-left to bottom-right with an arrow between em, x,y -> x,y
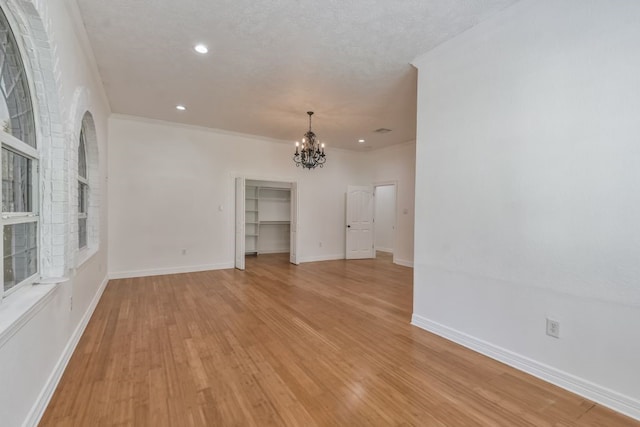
346,185 -> 375,259
290,182 -> 299,265
235,177 -> 245,270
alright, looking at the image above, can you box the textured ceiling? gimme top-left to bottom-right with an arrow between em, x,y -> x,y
76,0 -> 518,150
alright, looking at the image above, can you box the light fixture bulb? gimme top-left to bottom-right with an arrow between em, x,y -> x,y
295,141 -> 299,147
176,105 -> 186,111
194,44 -> 208,54
358,139 -> 365,143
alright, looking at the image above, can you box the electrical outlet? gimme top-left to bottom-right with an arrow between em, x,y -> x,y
546,318 -> 560,338
70,296 -> 73,312
319,241 -> 322,248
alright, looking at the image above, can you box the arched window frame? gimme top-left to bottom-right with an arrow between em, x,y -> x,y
77,123 -> 88,250
72,108 -> 99,267
0,4 -> 40,298
0,0 -> 66,304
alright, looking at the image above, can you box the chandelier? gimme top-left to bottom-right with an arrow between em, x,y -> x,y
293,111 -> 326,169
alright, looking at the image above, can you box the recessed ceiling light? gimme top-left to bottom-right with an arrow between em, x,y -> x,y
194,44 -> 208,54
176,105 -> 186,111
358,139 -> 365,144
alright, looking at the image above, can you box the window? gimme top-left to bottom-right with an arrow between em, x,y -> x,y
78,126 -> 88,249
75,110 -> 98,263
0,7 -> 39,296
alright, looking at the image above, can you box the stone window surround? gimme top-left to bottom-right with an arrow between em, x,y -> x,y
70,105 -> 100,268
0,0 -> 99,340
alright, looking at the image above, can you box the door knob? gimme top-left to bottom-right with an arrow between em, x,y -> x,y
347,225 -> 351,228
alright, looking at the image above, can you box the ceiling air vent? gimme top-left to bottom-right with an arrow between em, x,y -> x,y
373,128 -> 392,134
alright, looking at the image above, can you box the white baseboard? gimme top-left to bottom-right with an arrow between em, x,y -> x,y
299,254 -> 345,263
25,275 -> 109,427
108,262 -> 234,279
394,258 -> 414,268
257,249 -> 289,255
376,247 -> 393,253
411,314 -> 640,421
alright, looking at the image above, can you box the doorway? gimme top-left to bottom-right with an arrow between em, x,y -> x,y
235,178 -> 299,270
374,184 -> 396,256
345,183 -> 397,261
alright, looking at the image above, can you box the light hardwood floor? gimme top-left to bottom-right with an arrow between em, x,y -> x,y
41,253 -> 638,426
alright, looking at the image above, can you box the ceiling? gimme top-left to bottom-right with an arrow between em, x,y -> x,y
76,0 -> 518,150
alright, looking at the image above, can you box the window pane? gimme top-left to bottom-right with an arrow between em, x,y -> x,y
78,129 -> 87,178
78,181 -> 88,214
79,217 -> 87,249
2,147 -> 31,212
3,221 -> 37,291
0,8 -> 36,147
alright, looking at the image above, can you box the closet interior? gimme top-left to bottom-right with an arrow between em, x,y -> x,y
244,180 -> 291,255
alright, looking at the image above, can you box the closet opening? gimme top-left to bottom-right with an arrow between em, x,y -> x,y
235,178 -> 298,270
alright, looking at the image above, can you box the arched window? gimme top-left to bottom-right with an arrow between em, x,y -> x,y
74,110 -> 98,261
0,6 -> 38,296
78,123 -> 88,249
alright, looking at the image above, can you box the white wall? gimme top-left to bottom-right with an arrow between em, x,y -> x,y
374,185 -> 395,253
369,142 -> 416,267
0,0 -> 110,426
108,115 -> 373,276
412,0 -> 640,419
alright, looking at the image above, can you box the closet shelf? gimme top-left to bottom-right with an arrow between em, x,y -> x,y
258,186 -> 290,191
244,183 -> 291,256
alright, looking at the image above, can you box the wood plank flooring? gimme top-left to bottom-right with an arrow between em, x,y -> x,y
40,253 -> 638,426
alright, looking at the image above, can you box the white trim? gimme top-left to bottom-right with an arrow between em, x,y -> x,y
24,275 -> 109,427
299,254 -> 345,263
375,247 -> 393,253
394,258 -> 414,268
108,262 -> 235,280
0,133 -> 38,159
0,282 -> 58,348
410,314 -> 640,422
241,174 -> 297,185
111,114 -> 416,153
114,113 -> 298,148
373,180 -> 398,187
0,215 -> 38,225
257,249 -> 289,255
2,272 -> 39,298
